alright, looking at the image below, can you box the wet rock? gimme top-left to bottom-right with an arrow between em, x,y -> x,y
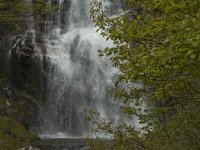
6,89 -> 12,98
11,31 -> 44,99
30,138 -> 89,150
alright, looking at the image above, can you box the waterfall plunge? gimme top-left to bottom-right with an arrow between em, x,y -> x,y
39,0 -> 127,138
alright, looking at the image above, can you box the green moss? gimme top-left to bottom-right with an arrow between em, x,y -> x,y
0,117 -> 37,149
6,98 -> 35,128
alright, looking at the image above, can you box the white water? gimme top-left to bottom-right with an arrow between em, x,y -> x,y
40,0 -> 127,138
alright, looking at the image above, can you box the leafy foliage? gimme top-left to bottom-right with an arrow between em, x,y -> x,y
89,0 -> 200,149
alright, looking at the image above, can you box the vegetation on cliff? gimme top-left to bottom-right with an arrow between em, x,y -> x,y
87,0 -> 200,149
0,117 -> 37,149
0,73 -> 40,148
0,0 -> 52,37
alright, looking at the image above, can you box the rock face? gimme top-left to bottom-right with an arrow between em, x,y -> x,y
11,30 -> 45,100
0,32 -> 43,139
0,36 -> 13,77
0,1 -> 62,148
0,28 -> 47,133
30,138 -> 88,150
8,0 -> 72,103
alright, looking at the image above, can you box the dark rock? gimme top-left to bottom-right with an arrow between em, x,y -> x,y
30,138 -> 89,150
6,89 -> 12,98
11,32 -> 45,100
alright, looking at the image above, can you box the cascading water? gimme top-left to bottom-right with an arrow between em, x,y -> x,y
40,0 -> 126,138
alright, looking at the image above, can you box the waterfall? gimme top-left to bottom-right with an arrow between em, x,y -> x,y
39,0 -> 126,138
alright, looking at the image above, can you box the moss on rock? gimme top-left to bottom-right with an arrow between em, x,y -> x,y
0,65 -> 41,149
0,117 -> 37,149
